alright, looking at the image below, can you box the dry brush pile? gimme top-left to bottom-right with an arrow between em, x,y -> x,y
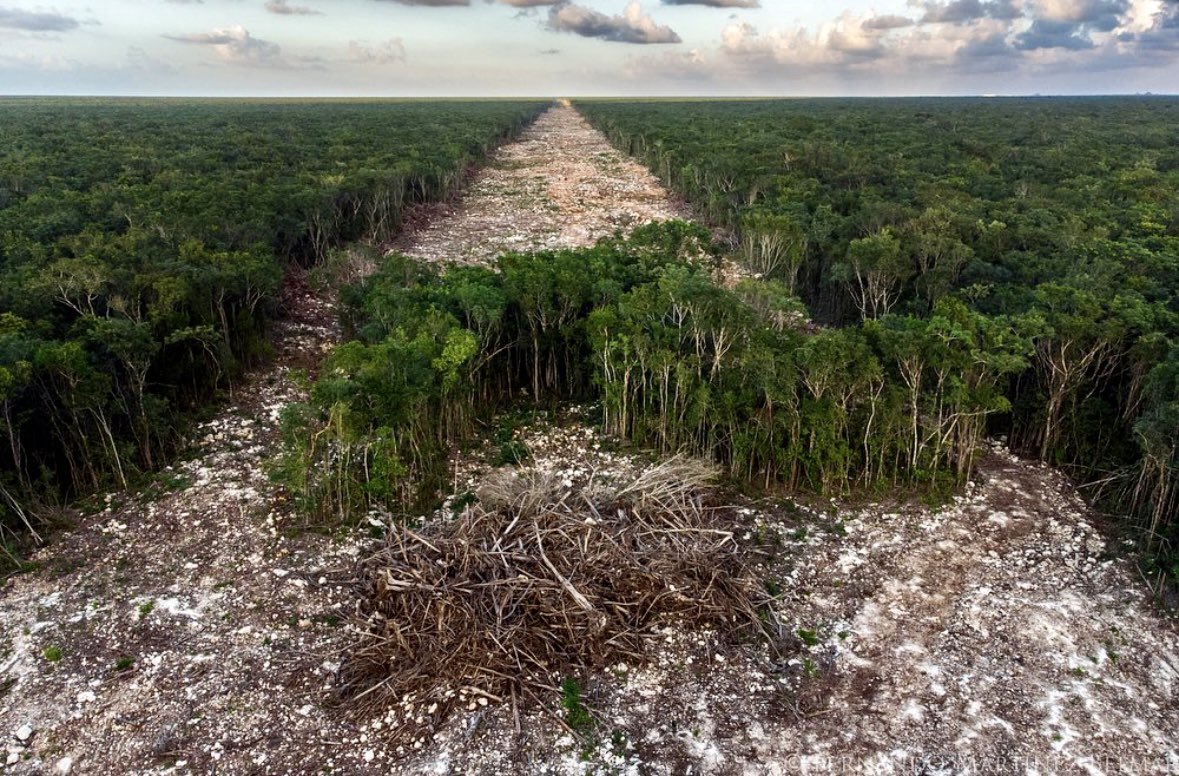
336,457 -> 781,743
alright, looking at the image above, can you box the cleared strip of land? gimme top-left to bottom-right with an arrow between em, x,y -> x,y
396,102 -> 688,266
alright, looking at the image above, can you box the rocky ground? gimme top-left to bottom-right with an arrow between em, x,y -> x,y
2,106 -> 1177,775
335,419 -> 1179,776
393,101 -> 689,267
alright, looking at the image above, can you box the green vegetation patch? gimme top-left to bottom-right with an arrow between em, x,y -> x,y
278,221 -> 1035,522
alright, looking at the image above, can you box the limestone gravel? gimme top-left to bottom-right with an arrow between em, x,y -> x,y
394,102 -> 689,266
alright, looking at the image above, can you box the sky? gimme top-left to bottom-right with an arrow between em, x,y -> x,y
0,0 -> 1176,95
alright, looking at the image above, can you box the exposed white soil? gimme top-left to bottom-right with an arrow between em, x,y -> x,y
2,106 -> 1177,776
394,102 -> 689,266
753,445 -> 1179,775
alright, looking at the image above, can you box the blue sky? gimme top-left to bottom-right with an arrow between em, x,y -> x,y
0,0 -> 1176,95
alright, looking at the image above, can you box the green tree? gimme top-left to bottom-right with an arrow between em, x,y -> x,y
833,230 -> 910,320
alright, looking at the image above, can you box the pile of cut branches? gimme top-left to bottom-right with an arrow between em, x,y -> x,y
336,456 -> 778,741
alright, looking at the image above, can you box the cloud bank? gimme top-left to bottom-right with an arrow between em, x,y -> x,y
711,0 -> 1179,82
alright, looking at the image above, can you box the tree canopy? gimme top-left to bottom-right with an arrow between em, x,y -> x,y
0,98 -> 548,558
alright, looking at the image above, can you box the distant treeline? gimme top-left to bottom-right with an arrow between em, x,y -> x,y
575,97 -> 1178,592
0,99 -> 548,558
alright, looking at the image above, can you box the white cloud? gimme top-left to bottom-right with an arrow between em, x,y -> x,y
164,25 -> 324,69
713,0 -> 1175,78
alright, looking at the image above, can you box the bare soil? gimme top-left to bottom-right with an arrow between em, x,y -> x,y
392,103 -> 689,266
1,106 -> 1176,776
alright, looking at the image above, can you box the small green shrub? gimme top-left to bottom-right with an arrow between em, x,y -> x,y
560,677 -> 594,736
494,441 -> 532,467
